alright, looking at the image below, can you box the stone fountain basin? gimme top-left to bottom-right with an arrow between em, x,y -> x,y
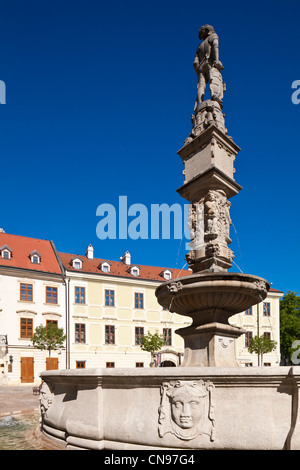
155,272 -> 270,326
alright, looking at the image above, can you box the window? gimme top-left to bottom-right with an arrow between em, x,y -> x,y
105,325 -> 115,344
76,361 -> 86,369
75,286 -> 85,304
129,266 -> 140,276
46,320 -> 58,327
75,323 -> 86,343
30,250 -> 41,264
245,331 -> 253,348
263,302 -> 271,316
163,270 -> 172,280
0,245 -> 12,259
264,332 -> 271,340
106,362 -> 115,368
20,318 -> 33,338
163,328 -> 172,346
72,258 -> 82,269
135,292 -> 144,309
46,286 -> 58,304
20,283 -> 33,302
136,362 -> 144,368
245,307 -> 252,315
101,262 -> 111,273
105,290 -> 115,307
135,327 -> 144,345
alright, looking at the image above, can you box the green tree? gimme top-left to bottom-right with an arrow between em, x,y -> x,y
248,335 -> 277,365
32,323 -> 66,369
280,291 -> 300,364
140,331 -> 165,367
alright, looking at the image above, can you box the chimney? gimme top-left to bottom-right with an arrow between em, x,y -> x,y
120,251 -> 131,265
86,244 -> 94,259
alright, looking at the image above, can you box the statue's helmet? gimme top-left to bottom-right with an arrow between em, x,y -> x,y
199,24 -> 215,39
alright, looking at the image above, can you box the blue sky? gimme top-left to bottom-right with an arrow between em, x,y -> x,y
0,0 -> 299,295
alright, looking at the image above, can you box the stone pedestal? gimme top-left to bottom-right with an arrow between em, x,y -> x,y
176,322 -> 245,367
180,125 -> 240,190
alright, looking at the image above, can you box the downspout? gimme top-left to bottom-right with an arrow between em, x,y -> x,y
65,278 -> 70,369
50,241 -> 70,369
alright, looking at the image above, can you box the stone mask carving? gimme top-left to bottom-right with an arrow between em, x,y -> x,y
158,379 -> 215,441
40,380 -> 54,419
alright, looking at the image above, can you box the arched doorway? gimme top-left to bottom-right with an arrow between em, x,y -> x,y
160,360 -> 176,367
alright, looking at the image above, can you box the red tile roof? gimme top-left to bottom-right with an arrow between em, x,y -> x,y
0,233 -> 62,275
58,251 -> 282,292
58,252 -> 191,282
0,232 -> 282,292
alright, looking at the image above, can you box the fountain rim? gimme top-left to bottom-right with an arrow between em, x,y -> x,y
155,271 -> 270,294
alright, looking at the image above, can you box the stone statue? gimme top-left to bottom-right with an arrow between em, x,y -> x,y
184,25 -> 227,145
194,25 -> 225,107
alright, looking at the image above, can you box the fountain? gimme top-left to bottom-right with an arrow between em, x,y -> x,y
38,25 -> 300,450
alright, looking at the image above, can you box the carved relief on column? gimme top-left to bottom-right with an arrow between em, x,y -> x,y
186,189 -> 234,273
158,379 -> 215,442
204,190 -> 232,244
187,202 -> 204,251
184,101 -> 227,145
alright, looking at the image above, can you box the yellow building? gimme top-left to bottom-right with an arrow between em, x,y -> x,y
230,288 -> 283,366
59,248 -> 191,369
59,246 -> 283,369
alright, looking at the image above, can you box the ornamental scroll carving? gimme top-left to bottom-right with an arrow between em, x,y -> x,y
158,380 -> 215,441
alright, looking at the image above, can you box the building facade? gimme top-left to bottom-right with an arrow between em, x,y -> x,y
230,288 -> 282,366
0,232 -> 66,385
59,248 -> 189,370
0,231 -> 283,385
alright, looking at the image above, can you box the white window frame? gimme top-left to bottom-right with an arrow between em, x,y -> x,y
101,262 -> 111,273
130,266 -> 140,276
0,245 -> 12,260
72,258 -> 83,269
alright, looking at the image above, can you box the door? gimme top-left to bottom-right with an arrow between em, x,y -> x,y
46,357 -> 59,370
20,357 -> 34,383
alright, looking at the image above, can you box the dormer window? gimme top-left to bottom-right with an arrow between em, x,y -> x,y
130,266 -> 140,276
72,257 -> 82,269
2,250 -> 10,259
162,269 -> 172,280
30,250 -> 41,264
0,245 -> 12,260
100,262 -> 111,273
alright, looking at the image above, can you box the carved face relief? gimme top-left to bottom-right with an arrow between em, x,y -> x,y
40,380 -> 54,419
158,380 -> 215,441
170,392 -> 203,430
